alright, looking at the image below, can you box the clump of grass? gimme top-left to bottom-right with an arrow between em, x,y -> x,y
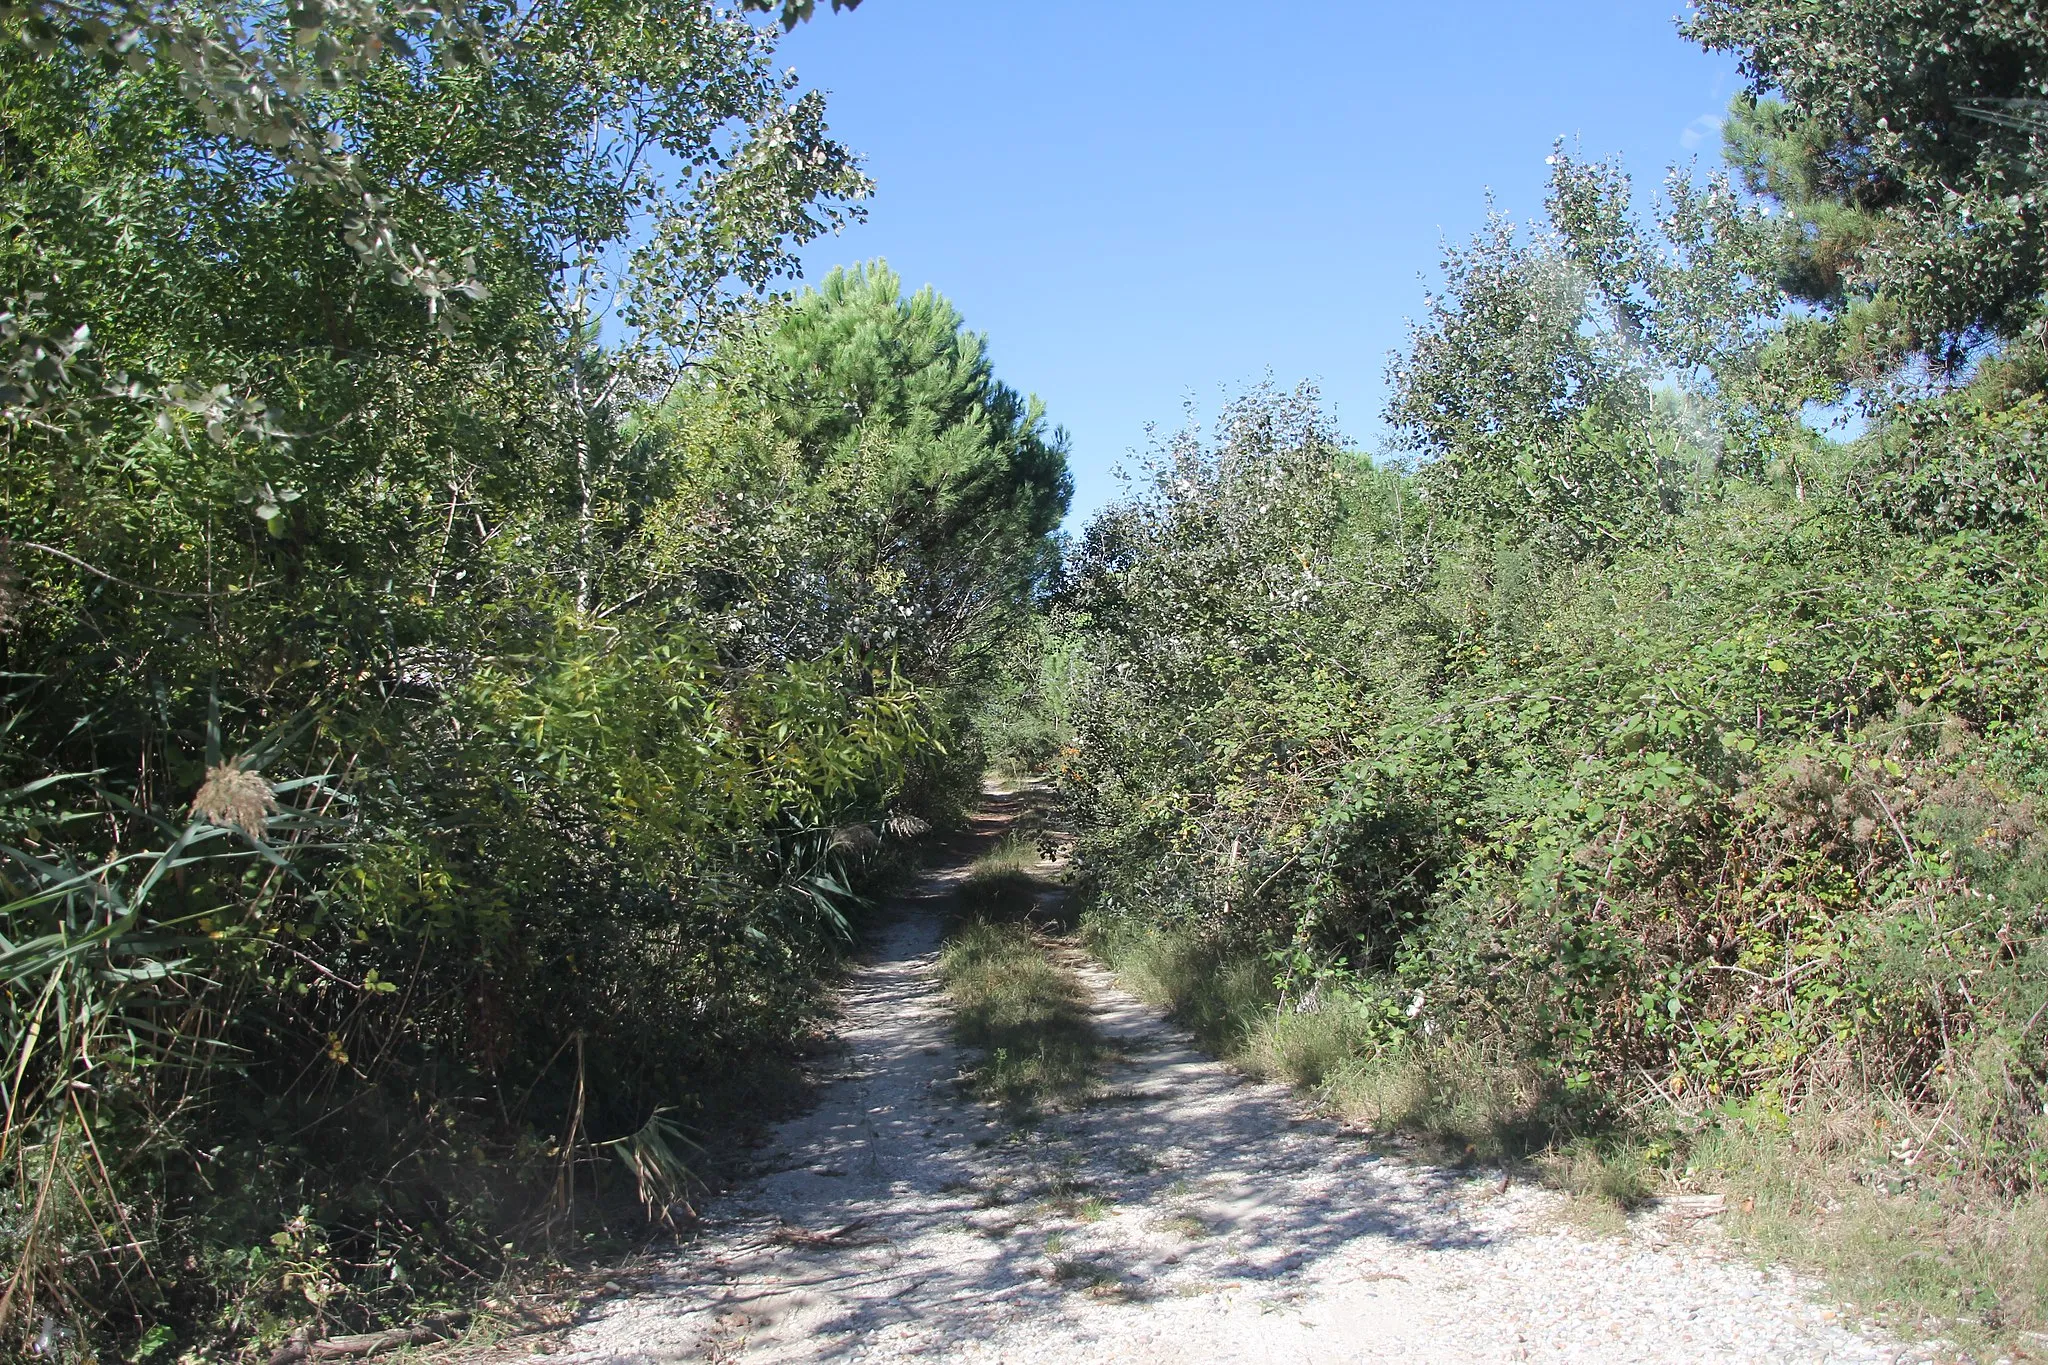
976,830 -> 1041,876
1316,1040 -> 1556,1164
1532,1140 -> 1660,1234
1088,921 -> 1555,1163
956,832 -> 1051,922
941,920 -> 1103,1116
1047,1256 -> 1127,1296
958,872 -> 1037,922
1688,1100 -> 2048,1355
1249,1006 -> 1369,1089
1084,922 -> 1268,1053
942,827 -> 1101,1116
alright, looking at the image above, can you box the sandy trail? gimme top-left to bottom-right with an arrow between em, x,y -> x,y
563,796 -> 1904,1364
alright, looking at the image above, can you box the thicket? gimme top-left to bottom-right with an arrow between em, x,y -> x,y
1055,0 -> 2048,1337
0,0 -> 1062,1355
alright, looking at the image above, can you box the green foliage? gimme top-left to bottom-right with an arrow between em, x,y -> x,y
739,0 -> 860,28
1068,371 -> 2048,1121
974,617 -> 1080,782
1687,0 -> 2048,366
0,0 -> 1064,1355
1389,154 -> 1777,548
1057,60 -> 2048,1334
636,262 -> 1071,682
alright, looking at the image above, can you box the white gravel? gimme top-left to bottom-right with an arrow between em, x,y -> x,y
559,845 -> 1915,1364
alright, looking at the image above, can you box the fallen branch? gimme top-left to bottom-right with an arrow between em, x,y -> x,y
267,1312 -> 467,1365
770,1217 -> 876,1248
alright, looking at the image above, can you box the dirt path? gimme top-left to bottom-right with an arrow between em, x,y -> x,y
561,799 -> 1906,1364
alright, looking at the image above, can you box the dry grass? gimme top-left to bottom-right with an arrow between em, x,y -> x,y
940,834 -> 1101,1118
1514,1100 -> 2048,1354
1087,919 -> 2048,1357
1089,922 -> 1552,1161
1689,1100 -> 2048,1356
190,756 -> 280,838
940,920 -> 1103,1117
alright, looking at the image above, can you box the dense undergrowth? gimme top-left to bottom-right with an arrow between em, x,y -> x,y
1059,379 -> 2048,1342
0,0 -> 1064,1352
1047,6 -> 2048,1346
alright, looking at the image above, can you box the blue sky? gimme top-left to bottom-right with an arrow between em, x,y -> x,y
776,2 -> 1743,528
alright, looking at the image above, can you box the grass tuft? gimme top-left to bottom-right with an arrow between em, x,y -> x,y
956,831 -> 1056,923
941,920 -> 1102,1117
940,828 -> 1101,1118
1691,1102 -> 2048,1351
1088,921 -> 1553,1162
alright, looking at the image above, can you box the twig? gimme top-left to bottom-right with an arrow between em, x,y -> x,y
1869,787 -> 1917,866
1249,852 -> 1302,901
265,940 -> 373,991
0,1115 -> 64,1325
13,541 -> 234,600
71,1090 -> 161,1294
552,1032 -> 588,1234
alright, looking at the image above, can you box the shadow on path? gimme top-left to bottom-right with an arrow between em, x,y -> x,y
560,791 -> 1895,1365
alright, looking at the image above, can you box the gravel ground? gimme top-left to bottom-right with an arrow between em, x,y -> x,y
558,813 -> 1916,1364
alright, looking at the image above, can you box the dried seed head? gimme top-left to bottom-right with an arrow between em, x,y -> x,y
192,756 -> 280,838
882,813 -> 931,840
